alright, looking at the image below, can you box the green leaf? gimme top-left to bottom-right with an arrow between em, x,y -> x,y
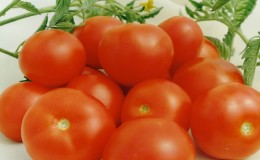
49,0 -> 71,28
206,36 -> 233,60
234,0 -> 256,28
35,15 -> 48,32
242,36 -> 260,86
212,0 -> 230,11
14,1 -> 40,14
188,0 -> 203,11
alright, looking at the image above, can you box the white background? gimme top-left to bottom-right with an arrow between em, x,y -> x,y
0,0 -> 260,159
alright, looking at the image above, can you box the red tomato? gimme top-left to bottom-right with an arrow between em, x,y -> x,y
191,83 -> 260,159
98,23 -> 174,87
172,57 -> 244,101
121,79 -> 192,130
73,16 -> 123,68
159,16 -> 203,74
198,38 -> 220,58
102,117 -> 196,160
0,82 -> 49,142
21,88 -> 116,160
19,29 -> 87,88
67,74 -> 125,125
81,66 -> 104,75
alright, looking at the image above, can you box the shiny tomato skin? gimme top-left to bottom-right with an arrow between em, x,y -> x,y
121,79 -> 192,130
198,38 -> 220,58
81,66 -> 104,75
67,74 -> 125,126
21,88 -> 116,160
159,16 -> 203,74
191,83 -> 260,159
172,57 -> 244,101
19,29 -> 87,88
98,23 -> 174,87
0,82 -> 49,142
73,16 -> 123,68
102,117 -> 196,160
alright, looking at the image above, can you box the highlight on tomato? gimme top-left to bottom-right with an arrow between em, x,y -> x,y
0,82 -> 49,142
98,23 -> 174,87
191,83 -> 260,159
21,88 -> 116,160
18,29 -> 87,88
102,117 -> 196,160
121,79 -> 192,130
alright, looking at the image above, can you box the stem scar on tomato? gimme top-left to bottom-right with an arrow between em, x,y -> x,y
139,104 -> 150,114
57,118 -> 70,131
240,122 -> 254,136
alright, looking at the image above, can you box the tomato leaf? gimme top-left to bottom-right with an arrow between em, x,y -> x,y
49,0 -> 71,28
233,0 -> 256,28
206,36 -> 233,60
14,1 -> 40,14
242,35 -> 260,86
35,15 -> 49,32
212,0 -> 230,11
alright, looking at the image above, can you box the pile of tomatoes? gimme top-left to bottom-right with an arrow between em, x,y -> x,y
0,15 -> 260,160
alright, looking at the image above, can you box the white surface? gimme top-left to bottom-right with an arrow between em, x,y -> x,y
0,0 -> 260,159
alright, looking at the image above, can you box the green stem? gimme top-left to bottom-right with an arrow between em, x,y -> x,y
0,0 -> 21,17
0,6 -> 56,26
0,48 -> 18,58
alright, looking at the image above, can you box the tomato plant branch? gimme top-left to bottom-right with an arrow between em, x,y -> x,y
0,48 -> 18,58
0,0 -> 21,17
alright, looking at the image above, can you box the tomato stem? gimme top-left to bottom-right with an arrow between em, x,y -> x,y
139,104 -> 150,114
57,118 -> 70,131
0,0 -> 21,17
0,48 -> 18,58
240,122 -> 253,136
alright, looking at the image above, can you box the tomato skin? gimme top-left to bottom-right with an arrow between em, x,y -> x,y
172,57 -> 244,101
159,16 -> 203,74
73,16 -> 123,68
198,38 -> 220,58
19,29 -> 87,88
102,117 -> 195,160
121,79 -> 192,130
81,66 -> 104,75
98,23 -> 174,87
0,82 -> 49,142
190,83 -> 260,159
21,88 -> 116,160
67,74 -> 125,125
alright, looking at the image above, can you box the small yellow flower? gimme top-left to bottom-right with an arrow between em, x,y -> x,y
140,0 -> 156,12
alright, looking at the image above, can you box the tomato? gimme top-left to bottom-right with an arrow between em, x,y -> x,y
102,117 -> 195,160
172,57 -> 244,101
19,29 -> 87,88
73,16 -> 123,68
81,66 -> 104,75
67,74 -> 125,125
198,37 -> 220,58
159,16 -> 203,74
98,23 -> 174,87
121,79 -> 192,130
190,83 -> 260,159
0,82 -> 49,142
21,88 -> 116,160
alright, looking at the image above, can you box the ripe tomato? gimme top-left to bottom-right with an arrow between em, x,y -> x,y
19,29 -> 86,88
198,38 -> 220,58
81,66 -> 104,75
172,57 -> 244,101
191,83 -> 260,159
21,88 -> 116,160
0,82 -> 49,142
67,74 -> 125,125
159,16 -> 203,74
73,16 -> 123,68
102,117 -> 195,160
121,79 -> 192,130
98,23 -> 174,87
